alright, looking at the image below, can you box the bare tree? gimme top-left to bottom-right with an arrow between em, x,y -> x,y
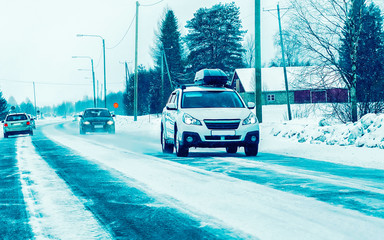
272,30 -> 309,67
243,35 -> 255,68
289,0 -> 366,122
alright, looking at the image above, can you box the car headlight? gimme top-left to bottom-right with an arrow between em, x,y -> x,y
243,112 -> 258,125
107,120 -> 114,125
182,113 -> 202,125
83,121 -> 90,125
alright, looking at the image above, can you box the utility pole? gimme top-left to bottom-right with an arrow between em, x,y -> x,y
264,3 -> 292,121
72,56 -> 97,108
163,50 -> 172,89
102,38 -> 107,108
33,82 -> 37,117
90,59 -> 96,107
134,1 -> 139,121
255,0 -> 263,123
277,3 -> 292,120
161,46 -> 164,106
124,62 -> 129,86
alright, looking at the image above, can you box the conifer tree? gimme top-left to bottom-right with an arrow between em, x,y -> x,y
0,91 -> 7,118
185,2 -> 246,74
339,2 -> 384,116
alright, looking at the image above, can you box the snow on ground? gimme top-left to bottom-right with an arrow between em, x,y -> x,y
16,137 -> 112,239
270,113 -> 384,149
43,124 -> 384,240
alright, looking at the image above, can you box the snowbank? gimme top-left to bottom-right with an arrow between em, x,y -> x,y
271,113 -> 384,149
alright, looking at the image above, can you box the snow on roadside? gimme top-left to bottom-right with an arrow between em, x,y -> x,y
16,137 -> 112,239
270,113 -> 384,149
114,114 -> 161,136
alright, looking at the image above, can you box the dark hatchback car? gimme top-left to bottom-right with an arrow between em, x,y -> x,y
79,108 -> 115,134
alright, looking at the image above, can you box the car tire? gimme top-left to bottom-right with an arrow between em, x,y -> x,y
108,128 -> 115,134
80,127 -> 85,135
175,128 -> 188,157
244,144 -> 259,156
4,133 -> 8,138
161,127 -> 174,154
226,146 -> 238,154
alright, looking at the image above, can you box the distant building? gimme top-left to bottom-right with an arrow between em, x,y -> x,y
231,67 -> 349,105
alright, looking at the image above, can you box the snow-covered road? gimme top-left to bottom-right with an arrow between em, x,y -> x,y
1,118 -> 384,239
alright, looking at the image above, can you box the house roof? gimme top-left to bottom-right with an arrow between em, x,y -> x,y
232,67 -> 346,92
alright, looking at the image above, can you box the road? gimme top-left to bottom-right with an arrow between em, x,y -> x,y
1,119 -> 384,239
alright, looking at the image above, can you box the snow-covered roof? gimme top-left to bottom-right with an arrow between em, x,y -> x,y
232,67 -> 346,92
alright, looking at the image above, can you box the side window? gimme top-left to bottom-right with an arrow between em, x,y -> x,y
173,91 -> 179,106
168,92 -> 176,104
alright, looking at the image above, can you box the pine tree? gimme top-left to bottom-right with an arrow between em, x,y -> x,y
0,91 -> 7,119
339,2 -> 384,116
153,9 -> 185,107
123,66 -> 159,116
185,2 -> 246,74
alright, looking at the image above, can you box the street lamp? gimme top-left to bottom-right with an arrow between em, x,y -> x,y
77,34 -> 107,108
72,56 -> 96,107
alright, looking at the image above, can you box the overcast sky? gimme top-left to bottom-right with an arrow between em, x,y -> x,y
0,0 -> 297,106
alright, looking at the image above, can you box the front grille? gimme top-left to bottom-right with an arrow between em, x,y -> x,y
204,119 -> 240,130
205,136 -> 241,141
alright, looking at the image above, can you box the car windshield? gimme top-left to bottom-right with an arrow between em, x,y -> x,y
84,109 -> 111,117
181,91 -> 244,108
6,114 -> 28,121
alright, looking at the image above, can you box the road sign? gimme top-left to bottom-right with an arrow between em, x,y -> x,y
113,103 -> 119,108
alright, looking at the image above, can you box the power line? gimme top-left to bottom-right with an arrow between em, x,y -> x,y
107,14 -> 136,50
0,79 -> 90,86
140,0 -> 164,7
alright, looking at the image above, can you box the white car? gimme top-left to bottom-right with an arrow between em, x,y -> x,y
2,113 -> 34,138
161,69 -> 260,157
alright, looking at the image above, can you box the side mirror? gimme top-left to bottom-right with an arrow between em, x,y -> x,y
112,114 -> 116,118
166,102 -> 177,110
1,120 -> 4,123
247,102 -> 255,109
79,115 -> 83,119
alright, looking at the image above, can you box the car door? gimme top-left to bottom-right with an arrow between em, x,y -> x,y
164,91 -> 179,140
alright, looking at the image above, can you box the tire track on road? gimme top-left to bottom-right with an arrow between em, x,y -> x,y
0,137 -> 33,239
31,130 -> 237,239
155,152 -> 384,219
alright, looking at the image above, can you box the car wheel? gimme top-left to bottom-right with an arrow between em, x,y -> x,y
108,128 -> 115,134
4,133 -> 8,138
80,127 -> 85,135
161,127 -> 174,154
175,128 -> 188,157
29,130 -> 33,136
244,144 -> 259,156
226,146 -> 238,154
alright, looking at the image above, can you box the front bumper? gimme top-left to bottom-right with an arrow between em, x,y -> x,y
181,130 -> 259,148
82,123 -> 115,132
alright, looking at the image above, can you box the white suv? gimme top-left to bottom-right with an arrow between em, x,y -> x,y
161,69 -> 260,157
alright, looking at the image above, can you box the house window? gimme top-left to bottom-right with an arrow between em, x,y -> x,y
267,94 -> 275,102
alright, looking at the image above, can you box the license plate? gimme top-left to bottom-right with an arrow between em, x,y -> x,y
94,125 -> 104,128
12,123 -> 22,126
211,130 -> 235,136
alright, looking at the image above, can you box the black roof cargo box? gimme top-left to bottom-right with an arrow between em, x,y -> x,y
194,69 -> 228,85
